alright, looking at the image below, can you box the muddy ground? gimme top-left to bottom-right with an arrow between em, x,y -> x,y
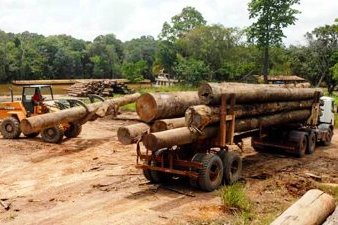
0,116 -> 337,225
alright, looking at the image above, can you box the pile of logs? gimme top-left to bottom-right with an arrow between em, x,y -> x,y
67,80 -> 133,97
117,82 -> 322,151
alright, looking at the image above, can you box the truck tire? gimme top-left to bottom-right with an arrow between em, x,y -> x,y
218,151 -> 242,185
306,131 -> 316,154
288,131 -> 307,158
41,126 -> 64,144
322,128 -> 333,146
64,123 -> 82,138
143,149 -> 169,183
0,117 -> 21,139
297,133 -> 308,158
191,153 -> 223,192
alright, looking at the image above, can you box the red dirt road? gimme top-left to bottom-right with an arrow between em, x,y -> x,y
0,118 -> 337,224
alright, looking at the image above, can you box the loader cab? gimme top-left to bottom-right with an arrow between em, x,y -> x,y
319,96 -> 335,126
22,85 -> 54,114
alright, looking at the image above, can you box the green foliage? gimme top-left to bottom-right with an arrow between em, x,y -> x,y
122,60 -> 147,83
219,184 -> 251,212
174,57 -> 211,85
159,6 -> 206,42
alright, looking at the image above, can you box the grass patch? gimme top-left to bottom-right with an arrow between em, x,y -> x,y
120,103 -> 136,112
220,183 -> 251,212
316,183 -> 338,202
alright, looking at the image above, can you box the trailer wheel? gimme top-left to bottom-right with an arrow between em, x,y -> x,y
0,117 -> 21,139
322,128 -> 333,146
296,133 -> 308,158
218,151 -> 242,185
306,131 -> 316,154
143,149 -> 169,183
191,153 -> 223,192
64,123 -> 82,138
41,126 -> 64,144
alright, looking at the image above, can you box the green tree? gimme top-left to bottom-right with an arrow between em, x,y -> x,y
122,60 -> 147,83
247,0 -> 300,83
174,56 -> 211,85
159,6 -> 206,42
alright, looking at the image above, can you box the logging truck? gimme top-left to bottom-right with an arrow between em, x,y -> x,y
135,85 -> 335,192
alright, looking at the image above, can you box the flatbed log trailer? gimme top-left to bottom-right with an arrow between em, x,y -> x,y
136,92 -> 335,191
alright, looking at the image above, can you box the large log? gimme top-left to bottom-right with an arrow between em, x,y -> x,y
136,92 -> 202,122
117,123 -> 150,145
271,189 -> 336,225
198,82 -> 322,105
151,117 -> 186,132
143,109 -> 311,150
20,93 -> 141,134
185,100 -> 313,129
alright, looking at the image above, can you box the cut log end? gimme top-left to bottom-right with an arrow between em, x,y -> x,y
117,123 -> 150,145
136,93 -> 157,122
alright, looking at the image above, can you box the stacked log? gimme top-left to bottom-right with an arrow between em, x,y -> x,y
120,82 -> 321,151
117,91 -> 202,144
67,80 -> 133,97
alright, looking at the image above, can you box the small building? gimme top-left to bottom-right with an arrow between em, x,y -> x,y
264,75 -> 307,85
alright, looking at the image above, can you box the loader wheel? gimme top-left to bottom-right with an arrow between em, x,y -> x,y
24,132 -> 39,138
64,123 -> 82,138
322,128 -> 333,146
191,153 -> 223,192
0,117 -> 21,139
218,151 -> 242,185
306,131 -> 316,154
41,126 -> 64,144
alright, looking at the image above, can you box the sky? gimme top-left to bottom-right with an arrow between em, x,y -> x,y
0,0 -> 337,46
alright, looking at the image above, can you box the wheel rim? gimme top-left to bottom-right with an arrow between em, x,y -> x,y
5,124 -> 13,132
47,128 -> 56,137
209,162 -> 221,182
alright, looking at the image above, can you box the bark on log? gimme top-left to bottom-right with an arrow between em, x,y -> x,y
20,93 -> 141,134
271,189 -> 336,225
136,92 -> 202,122
185,100 -> 313,129
198,82 -> 322,105
151,117 -> 186,132
143,109 -> 311,150
117,123 -> 150,145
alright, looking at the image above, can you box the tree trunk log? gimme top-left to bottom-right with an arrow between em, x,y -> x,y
198,82 -> 322,105
20,93 -> 141,134
143,109 -> 311,151
271,189 -> 336,225
151,117 -> 186,132
117,123 -> 150,145
185,100 -> 313,129
136,92 -> 202,122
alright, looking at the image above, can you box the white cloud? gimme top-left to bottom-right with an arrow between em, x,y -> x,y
0,0 -> 337,45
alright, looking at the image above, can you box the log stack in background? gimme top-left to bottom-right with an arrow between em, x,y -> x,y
117,82 -> 322,152
67,80 -> 134,97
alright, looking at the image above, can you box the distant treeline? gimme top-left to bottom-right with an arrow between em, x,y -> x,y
0,7 -> 337,92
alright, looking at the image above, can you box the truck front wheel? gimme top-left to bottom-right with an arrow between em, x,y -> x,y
322,128 -> 333,146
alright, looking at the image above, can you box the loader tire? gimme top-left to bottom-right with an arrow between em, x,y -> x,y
64,123 -> 82,138
0,117 -> 21,139
191,153 -> 223,192
41,126 -> 64,144
218,151 -> 242,185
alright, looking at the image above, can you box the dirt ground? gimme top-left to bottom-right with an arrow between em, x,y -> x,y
0,116 -> 337,225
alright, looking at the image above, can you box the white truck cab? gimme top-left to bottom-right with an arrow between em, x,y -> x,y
319,96 -> 335,126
